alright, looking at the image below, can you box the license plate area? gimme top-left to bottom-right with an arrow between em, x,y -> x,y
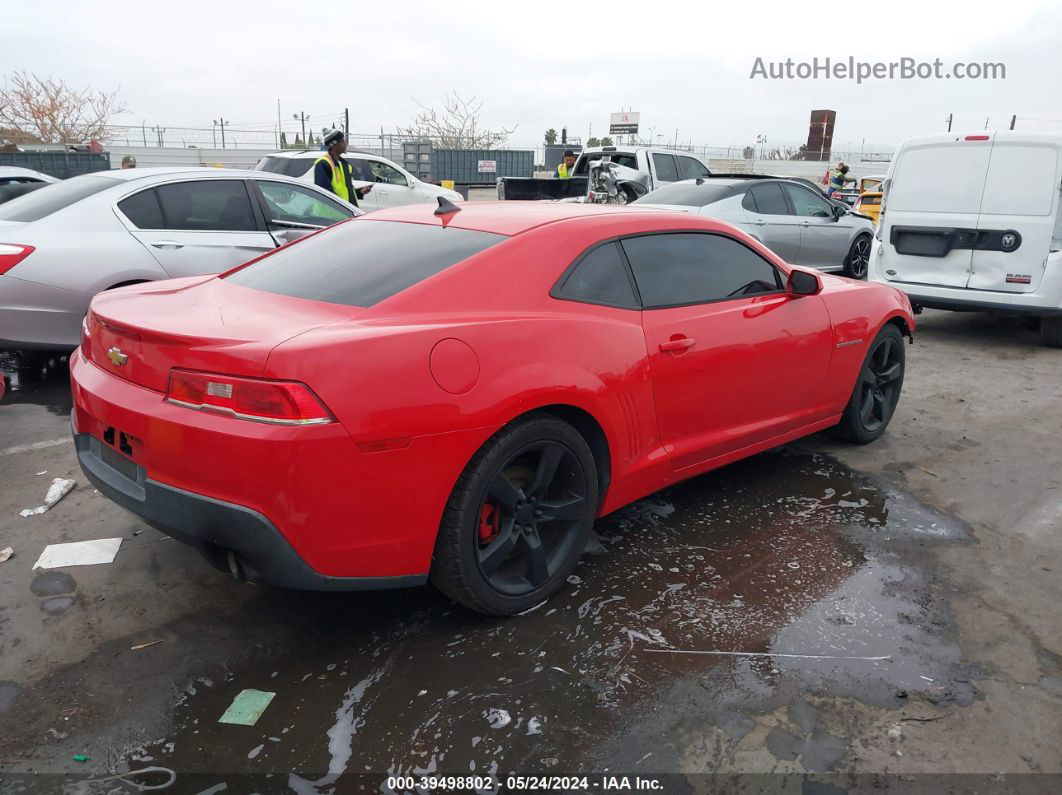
99,439 -> 139,483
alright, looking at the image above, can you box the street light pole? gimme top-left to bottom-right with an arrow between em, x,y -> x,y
293,112 -> 308,145
213,118 -> 228,148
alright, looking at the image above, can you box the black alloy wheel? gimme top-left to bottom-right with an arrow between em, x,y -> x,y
831,324 -> 906,444
431,414 -> 599,615
475,441 -> 590,596
845,235 -> 872,280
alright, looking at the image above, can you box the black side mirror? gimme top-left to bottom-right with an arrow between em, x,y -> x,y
833,202 -> 848,218
788,269 -> 822,296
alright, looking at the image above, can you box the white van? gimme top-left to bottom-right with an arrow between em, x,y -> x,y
868,131 -> 1062,346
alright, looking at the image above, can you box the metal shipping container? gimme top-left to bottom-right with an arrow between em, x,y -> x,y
402,141 -> 433,182
431,149 -> 534,185
0,151 -> 111,179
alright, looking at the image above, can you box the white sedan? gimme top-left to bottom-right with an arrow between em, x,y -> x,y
255,150 -> 463,212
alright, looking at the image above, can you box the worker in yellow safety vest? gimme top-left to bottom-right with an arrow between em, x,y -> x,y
314,129 -> 372,207
554,149 -> 576,179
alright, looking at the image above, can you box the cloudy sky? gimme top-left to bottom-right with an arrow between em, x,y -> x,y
5,0 -> 1062,154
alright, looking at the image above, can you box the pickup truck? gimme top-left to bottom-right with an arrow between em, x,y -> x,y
497,146 -> 713,202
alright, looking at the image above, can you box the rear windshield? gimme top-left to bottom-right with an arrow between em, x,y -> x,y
574,152 -> 638,174
635,182 -> 732,207
255,156 -> 314,178
225,219 -> 506,307
0,174 -> 120,222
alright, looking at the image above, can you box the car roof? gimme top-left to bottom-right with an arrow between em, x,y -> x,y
0,166 -> 50,178
262,149 -> 382,159
367,200 -> 674,236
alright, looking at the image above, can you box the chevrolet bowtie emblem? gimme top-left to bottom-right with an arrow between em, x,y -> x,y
107,347 -> 128,367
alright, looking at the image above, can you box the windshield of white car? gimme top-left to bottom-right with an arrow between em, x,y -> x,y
634,183 -> 733,207
255,156 -> 315,178
0,175 -> 122,222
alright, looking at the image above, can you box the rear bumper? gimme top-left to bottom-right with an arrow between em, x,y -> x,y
69,348 -> 494,588
74,428 -> 424,591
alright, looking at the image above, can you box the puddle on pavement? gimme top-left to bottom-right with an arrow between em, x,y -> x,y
0,351 -> 73,416
109,450 -> 974,786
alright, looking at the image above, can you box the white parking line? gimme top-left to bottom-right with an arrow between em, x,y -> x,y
0,438 -> 72,457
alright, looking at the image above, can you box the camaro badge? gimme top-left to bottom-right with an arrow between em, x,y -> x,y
107,347 -> 129,366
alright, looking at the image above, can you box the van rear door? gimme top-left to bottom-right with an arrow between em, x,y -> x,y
881,135 -> 992,288
967,139 -> 1060,293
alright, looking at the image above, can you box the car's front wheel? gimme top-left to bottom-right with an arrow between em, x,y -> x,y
831,324 -> 906,444
431,414 -> 599,615
843,235 -> 872,280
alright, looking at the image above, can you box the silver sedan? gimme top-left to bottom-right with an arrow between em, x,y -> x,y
0,167 -> 361,350
635,177 -> 875,279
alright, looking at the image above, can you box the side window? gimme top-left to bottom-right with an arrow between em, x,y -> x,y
783,183 -> 834,218
257,181 -> 353,226
343,156 -> 374,182
676,156 -> 710,180
156,180 -> 257,231
748,183 -> 790,215
741,190 -> 758,213
556,242 -> 638,308
118,188 -> 164,229
621,233 -> 781,308
652,154 -> 679,182
369,160 -> 408,186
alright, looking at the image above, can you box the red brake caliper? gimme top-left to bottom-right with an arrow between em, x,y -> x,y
478,502 -> 502,544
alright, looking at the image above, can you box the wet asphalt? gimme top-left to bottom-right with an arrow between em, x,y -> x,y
0,350 -> 989,793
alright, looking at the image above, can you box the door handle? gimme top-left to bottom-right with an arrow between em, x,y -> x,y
659,336 -> 695,353
150,241 -> 184,249
751,219 -> 768,226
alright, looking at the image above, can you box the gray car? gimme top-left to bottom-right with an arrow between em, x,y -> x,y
0,167 -> 361,350
635,178 -> 874,279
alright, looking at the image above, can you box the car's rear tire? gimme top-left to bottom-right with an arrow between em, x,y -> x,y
430,413 -> 598,616
843,235 -> 872,280
830,324 -> 905,444
1039,316 -> 1062,348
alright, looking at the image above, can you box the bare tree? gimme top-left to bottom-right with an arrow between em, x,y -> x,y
0,71 -> 126,144
399,91 -> 516,149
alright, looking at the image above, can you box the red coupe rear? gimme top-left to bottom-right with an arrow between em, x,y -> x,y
70,201 -> 914,614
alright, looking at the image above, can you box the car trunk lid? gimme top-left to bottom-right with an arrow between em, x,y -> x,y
87,276 -> 360,393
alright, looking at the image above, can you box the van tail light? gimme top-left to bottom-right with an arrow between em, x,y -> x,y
166,369 -> 333,426
964,135 -> 990,141
0,244 -> 35,275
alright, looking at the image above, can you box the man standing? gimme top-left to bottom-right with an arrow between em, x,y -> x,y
827,163 -> 855,197
554,149 -> 576,179
314,129 -> 372,207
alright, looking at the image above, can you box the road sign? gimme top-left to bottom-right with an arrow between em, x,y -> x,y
609,112 -> 640,135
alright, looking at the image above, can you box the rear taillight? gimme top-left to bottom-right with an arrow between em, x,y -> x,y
166,369 -> 333,425
0,244 -> 35,275
965,135 -> 990,141
80,315 -> 93,360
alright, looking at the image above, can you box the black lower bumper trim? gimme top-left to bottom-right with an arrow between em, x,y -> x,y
73,427 -> 427,592
906,295 -> 1062,316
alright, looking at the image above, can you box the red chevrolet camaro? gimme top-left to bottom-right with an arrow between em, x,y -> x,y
70,201 -> 914,615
